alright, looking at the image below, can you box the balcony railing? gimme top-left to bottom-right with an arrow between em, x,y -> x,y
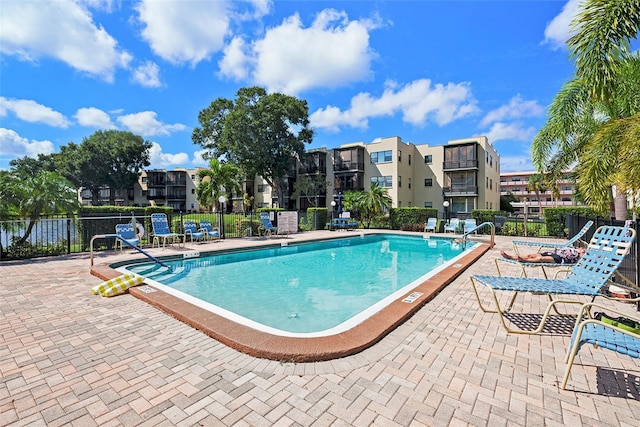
334,162 -> 365,172
443,160 -> 479,170
443,186 -> 478,195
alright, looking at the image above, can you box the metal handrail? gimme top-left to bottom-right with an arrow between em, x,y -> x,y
90,234 -> 169,268
460,222 -> 495,249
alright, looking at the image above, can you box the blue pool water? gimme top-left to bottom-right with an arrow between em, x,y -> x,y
120,234 -> 474,336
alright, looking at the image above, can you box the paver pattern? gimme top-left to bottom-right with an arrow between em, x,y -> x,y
1,231 -> 640,426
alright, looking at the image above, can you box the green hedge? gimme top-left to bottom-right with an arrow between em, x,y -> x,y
305,207 -> 329,230
389,207 -> 438,230
544,206 -> 598,237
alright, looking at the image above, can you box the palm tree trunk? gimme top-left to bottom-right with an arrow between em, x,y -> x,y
614,191 -> 628,220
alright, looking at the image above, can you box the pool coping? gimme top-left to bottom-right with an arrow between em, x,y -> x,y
91,239 -> 490,362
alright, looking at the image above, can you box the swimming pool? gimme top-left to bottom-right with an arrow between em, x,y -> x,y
118,234 -> 476,338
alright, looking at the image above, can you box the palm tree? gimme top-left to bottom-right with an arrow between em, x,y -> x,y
355,183 -> 392,228
4,170 -> 79,245
532,0 -> 640,219
527,173 -> 547,215
195,158 -> 243,212
568,0 -> 640,104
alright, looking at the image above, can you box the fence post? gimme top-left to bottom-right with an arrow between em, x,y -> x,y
66,214 -> 72,255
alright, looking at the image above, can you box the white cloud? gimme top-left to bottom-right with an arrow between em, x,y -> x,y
74,107 -> 116,129
132,61 -> 162,87
500,155 -> 535,173
480,95 -> 544,127
221,9 -> 382,95
192,150 -> 210,167
148,142 -> 190,168
543,0 -> 581,50
0,97 -> 71,128
136,0 -> 231,66
0,128 -> 55,158
0,0 -> 131,81
310,79 -> 478,132
116,111 -> 187,137
218,37 -> 251,81
485,122 -> 536,144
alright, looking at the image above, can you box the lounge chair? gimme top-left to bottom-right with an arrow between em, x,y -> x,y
115,223 -> 140,251
259,213 -> 280,236
151,213 -> 184,249
470,225 -> 636,334
512,220 -> 594,255
424,217 -> 437,233
561,301 -> 640,389
199,220 -> 220,241
444,218 -> 459,233
463,218 -> 477,235
184,221 -> 205,242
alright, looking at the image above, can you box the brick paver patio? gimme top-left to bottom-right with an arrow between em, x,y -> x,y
2,232 -> 639,426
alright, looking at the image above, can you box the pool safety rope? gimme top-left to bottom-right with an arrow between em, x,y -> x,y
91,273 -> 145,297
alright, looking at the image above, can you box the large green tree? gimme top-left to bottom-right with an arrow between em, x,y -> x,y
532,0 -> 640,218
192,87 -> 314,208
195,158 -> 243,212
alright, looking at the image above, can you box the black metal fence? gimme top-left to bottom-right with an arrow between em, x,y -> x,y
566,214 -> 639,291
0,212 -> 265,261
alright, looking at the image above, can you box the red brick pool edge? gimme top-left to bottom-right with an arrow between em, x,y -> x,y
91,243 -> 490,362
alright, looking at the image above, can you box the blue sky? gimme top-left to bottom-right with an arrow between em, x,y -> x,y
1,0 -> 587,172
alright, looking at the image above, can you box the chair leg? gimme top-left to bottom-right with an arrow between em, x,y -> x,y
561,322 -> 588,389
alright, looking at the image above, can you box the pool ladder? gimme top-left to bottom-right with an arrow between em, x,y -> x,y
459,222 -> 495,250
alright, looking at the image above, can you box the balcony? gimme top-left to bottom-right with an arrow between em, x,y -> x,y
334,162 -> 365,172
443,160 -> 479,170
443,186 -> 478,196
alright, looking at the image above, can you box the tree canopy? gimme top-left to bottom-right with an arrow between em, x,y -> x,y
532,0 -> 640,217
192,86 -> 314,208
10,130 -> 152,205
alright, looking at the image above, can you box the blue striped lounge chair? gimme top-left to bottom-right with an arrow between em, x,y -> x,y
184,221 -> 205,242
424,217 -> 437,233
444,218 -> 459,233
561,301 -> 640,389
151,213 -> 184,249
199,220 -> 220,241
470,225 -> 636,334
115,223 -> 140,251
512,220 -> 594,255
259,213 -> 280,236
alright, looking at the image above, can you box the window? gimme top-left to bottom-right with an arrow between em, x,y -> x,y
408,178 -> 412,189
398,150 -> 402,162
408,154 -> 411,165
398,176 -> 402,188
424,178 -> 433,187
489,155 -> 493,167
371,176 -> 392,188
371,150 -> 393,164
512,187 -> 521,192
424,202 -> 433,208
489,179 -> 492,190
562,186 -> 572,191
511,177 -> 521,182
258,184 -> 266,192
191,189 -> 195,194
486,177 -> 489,188
424,155 -> 432,164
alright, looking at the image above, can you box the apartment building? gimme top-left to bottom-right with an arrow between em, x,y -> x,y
500,171 -> 583,216
80,136 -> 501,219
252,136 -> 501,219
